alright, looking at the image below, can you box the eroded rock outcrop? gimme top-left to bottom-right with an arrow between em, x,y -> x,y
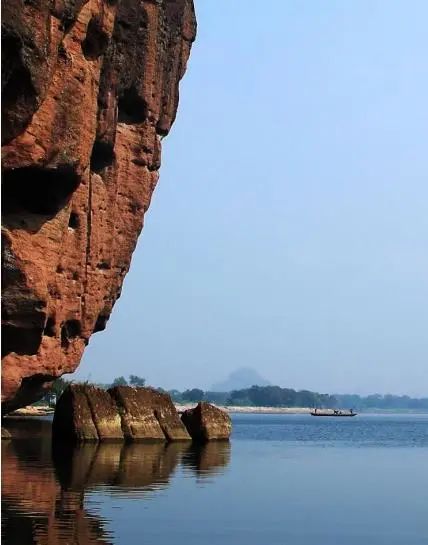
52,384 -> 99,442
1,0 -> 196,412
109,385 -> 165,441
134,386 -> 191,440
52,384 -> 191,442
181,402 -> 232,441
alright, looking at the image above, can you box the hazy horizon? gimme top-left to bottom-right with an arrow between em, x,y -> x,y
70,364 -> 428,398
75,0 -> 428,397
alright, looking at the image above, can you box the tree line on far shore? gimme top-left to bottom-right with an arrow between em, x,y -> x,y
47,378 -> 428,411
176,387 -> 428,410
170,386 -> 337,408
48,375 -> 146,398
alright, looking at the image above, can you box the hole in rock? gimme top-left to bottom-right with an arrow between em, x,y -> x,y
57,43 -> 72,66
131,158 -> 146,167
61,319 -> 81,348
1,33 -> 38,144
90,140 -> 115,173
93,313 -> 109,333
44,317 -> 56,337
2,324 -> 43,357
68,211 -> 79,229
2,166 -> 80,217
81,16 -> 109,60
118,87 -> 147,124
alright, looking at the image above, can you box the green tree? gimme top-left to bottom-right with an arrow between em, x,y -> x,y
182,388 -> 204,402
168,389 -> 183,402
49,377 -> 70,397
112,376 -> 128,387
129,375 -> 146,387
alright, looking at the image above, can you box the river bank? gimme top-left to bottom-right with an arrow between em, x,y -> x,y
7,404 -> 312,418
6,405 -> 54,417
175,404 -> 312,414
6,404 -> 427,419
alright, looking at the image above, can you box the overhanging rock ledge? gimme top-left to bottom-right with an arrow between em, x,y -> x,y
1,0 -> 196,412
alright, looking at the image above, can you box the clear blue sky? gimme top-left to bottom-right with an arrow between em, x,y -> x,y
76,0 -> 428,396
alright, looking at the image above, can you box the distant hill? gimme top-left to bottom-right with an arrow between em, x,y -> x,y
211,367 -> 271,392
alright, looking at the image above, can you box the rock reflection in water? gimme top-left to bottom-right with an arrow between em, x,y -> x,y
2,438 -> 109,544
182,441 -> 231,479
1,424 -> 230,544
52,441 -> 186,497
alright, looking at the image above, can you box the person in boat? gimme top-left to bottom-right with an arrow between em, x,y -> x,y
350,408 -> 354,415
333,409 -> 339,415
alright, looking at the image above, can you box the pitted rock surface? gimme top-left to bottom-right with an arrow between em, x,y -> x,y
1,0 -> 196,412
109,385 -> 165,441
181,402 -> 232,441
136,387 -> 191,441
52,384 -> 99,442
52,385 -> 191,442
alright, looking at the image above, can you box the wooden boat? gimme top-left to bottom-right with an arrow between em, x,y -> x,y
311,409 -> 357,417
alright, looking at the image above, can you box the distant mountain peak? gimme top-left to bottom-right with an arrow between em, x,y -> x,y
210,367 -> 271,392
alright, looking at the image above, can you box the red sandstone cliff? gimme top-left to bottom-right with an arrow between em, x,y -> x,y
1,0 -> 196,412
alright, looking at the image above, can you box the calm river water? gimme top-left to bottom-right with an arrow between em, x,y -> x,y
2,413 -> 428,544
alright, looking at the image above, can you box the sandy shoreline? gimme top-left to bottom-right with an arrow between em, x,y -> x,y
8,404 -> 313,417
7,406 -> 55,417
175,404 -> 312,415
6,404 -> 428,419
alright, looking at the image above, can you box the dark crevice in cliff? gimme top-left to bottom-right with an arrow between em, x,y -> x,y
68,211 -> 80,229
117,87 -> 147,124
2,236 -> 46,356
90,140 -> 115,173
1,32 -> 38,144
2,166 -> 81,223
57,0 -> 90,33
1,324 -> 43,357
82,16 -> 110,60
93,313 -> 108,333
82,169 -> 93,325
44,316 -> 56,337
61,319 -> 82,348
2,373 -> 57,414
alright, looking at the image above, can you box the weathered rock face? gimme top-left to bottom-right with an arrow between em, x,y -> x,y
1,0 -> 196,412
181,402 -> 232,441
53,384 -> 100,442
135,386 -> 191,440
109,385 -> 165,441
52,384 -> 191,442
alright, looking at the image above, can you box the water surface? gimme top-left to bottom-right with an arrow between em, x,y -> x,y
2,413 -> 427,544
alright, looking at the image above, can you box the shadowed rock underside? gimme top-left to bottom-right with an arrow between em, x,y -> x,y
1,0 -> 196,412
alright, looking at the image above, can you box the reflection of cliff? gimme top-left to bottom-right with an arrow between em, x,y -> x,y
2,439 -> 110,544
2,432 -> 231,544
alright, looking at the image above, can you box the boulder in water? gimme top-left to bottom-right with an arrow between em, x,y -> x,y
108,386 -> 165,441
181,402 -> 232,442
